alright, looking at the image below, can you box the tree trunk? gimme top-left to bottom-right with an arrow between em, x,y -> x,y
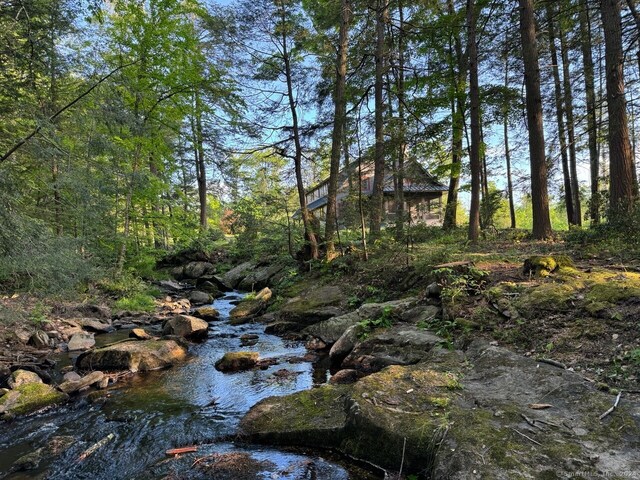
395,0 -> 406,240
279,4 -> 319,260
579,0 -> 600,225
503,49 -> 516,229
467,0 -> 481,243
443,0 -> 466,230
559,24 -> 582,225
369,0 -> 388,239
194,91 -> 208,231
546,2 -> 575,227
325,0 -> 350,259
601,0 -> 635,217
519,0 -> 553,239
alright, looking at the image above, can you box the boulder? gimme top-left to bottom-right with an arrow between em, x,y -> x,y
171,266 -> 186,280
156,279 -> 187,292
303,298 -> 417,344
188,290 -> 213,306
162,315 -> 208,340
52,303 -> 111,320
11,436 -> 75,472
68,332 -> 96,351
196,275 -> 232,292
77,318 -> 114,333
215,351 -> 260,372
12,328 -> 33,344
221,261 -> 257,289
523,255 -> 574,277
183,261 -> 216,279
329,369 -> 359,384
76,339 -> 188,372
129,328 -> 153,340
401,304 -> 440,324
240,340 -> 640,479
329,324 -> 362,361
341,325 -> 443,374
264,321 -> 301,335
58,371 -> 105,394
63,371 -> 81,382
240,385 -> 349,447
8,370 -> 43,389
29,330 -> 54,348
240,334 -> 260,347
197,281 -> 221,297
254,287 -> 272,302
1,377 -> 67,418
230,299 -> 266,321
192,306 -> 220,321
238,263 -> 288,291
279,286 -> 348,328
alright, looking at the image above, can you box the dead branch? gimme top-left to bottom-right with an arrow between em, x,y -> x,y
511,428 -> 542,446
599,391 -> 622,421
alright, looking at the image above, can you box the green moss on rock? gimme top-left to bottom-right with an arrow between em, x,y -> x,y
215,351 -> 260,372
0,382 -> 67,417
239,385 -> 348,446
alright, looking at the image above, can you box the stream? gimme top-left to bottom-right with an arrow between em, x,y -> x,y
0,292 -> 378,479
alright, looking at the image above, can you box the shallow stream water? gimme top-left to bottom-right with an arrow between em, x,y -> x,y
0,292 -> 377,479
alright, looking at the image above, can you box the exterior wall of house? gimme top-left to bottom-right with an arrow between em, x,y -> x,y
304,162 -> 446,227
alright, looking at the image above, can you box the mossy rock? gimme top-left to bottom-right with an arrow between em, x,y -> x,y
343,365 -> 456,472
229,299 -> 266,321
239,385 -> 348,446
0,382 -> 68,418
523,255 -> 574,277
514,282 -> 579,314
215,351 -> 260,372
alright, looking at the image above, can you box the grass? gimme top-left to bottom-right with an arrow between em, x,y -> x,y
114,292 -> 156,312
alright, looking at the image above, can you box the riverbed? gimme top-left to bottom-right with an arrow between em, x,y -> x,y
0,292 -> 377,479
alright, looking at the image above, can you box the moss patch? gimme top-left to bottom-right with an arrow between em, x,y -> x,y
239,385 -> 348,446
1,382 -> 67,417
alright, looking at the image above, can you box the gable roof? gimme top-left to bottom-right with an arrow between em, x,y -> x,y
306,158 -> 448,196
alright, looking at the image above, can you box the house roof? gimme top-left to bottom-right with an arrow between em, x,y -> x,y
306,158 -> 447,196
383,182 -> 449,193
308,196 -> 328,210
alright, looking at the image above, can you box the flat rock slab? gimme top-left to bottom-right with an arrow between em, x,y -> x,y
239,340 -> 640,479
76,339 -> 187,372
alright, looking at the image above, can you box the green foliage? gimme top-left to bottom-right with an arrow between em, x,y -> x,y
0,191 -> 102,293
628,349 -> 640,366
432,265 -> 488,304
480,190 -> 504,229
114,292 -> 156,313
29,302 -> 50,327
98,272 -> 148,298
357,306 -> 396,339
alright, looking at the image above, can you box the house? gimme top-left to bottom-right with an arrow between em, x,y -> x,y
304,159 -> 448,226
